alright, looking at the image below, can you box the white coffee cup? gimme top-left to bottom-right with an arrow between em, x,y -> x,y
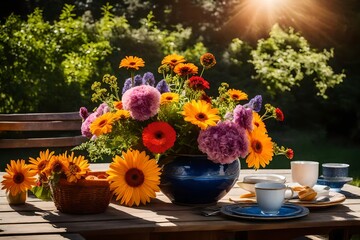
255,182 -> 294,215
291,161 -> 319,187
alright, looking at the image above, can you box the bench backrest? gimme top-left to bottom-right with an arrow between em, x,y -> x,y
0,112 -> 86,149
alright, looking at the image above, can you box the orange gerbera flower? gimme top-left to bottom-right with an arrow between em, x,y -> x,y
181,100 -> 220,130
246,127 -> 274,169
174,63 -> 198,77
119,56 -> 145,70
90,112 -> 116,136
114,110 -> 131,120
160,92 -> 179,105
161,54 -> 186,67
113,101 -> 123,110
227,89 -> 248,101
252,112 -> 267,132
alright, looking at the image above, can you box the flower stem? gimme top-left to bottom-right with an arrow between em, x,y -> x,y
200,67 -> 205,77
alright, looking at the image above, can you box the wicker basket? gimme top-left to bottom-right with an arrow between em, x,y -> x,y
51,172 -> 112,214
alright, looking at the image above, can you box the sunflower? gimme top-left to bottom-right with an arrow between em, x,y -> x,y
1,159 -> 37,196
161,54 -> 186,67
181,100 -> 220,130
142,121 -> 176,153
90,112 -> 116,136
114,110 -> 131,120
252,112 -> 267,132
119,56 -> 145,70
28,149 -> 55,175
173,63 -> 198,77
64,152 -> 90,183
246,127 -> 274,169
160,92 -> 179,105
45,154 -> 69,175
227,89 -> 248,101
106,150 -> 161,207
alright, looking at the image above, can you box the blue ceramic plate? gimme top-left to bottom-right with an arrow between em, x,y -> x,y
220,204 -> 309,220
317,176 -> 353,192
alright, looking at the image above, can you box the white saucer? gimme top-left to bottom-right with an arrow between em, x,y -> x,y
237,174 -> 286,193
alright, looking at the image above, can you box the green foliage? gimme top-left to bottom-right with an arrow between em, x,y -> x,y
250,24 -> 345,99
0,5 -> 197,113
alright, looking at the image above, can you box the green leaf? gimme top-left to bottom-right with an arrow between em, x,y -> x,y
31,185 -> 52,201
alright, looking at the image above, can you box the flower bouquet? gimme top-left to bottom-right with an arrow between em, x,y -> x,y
76,53 -> 293,206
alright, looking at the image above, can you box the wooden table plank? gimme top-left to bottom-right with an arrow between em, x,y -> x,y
0,234 -> 85,240
1,168 -> 360,240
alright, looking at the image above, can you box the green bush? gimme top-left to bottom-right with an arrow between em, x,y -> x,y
0,4 -> 199,113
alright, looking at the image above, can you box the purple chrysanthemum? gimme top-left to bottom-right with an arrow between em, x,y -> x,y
81,112 -> 97,138
122,85 -> 161,121
155,79 -> 170,93
122,78 -> 132,94
79,107 -> 89,120
233,105 -> 253,131
244,95 -> 262,112
142,72 -> 155,86
197,121 -> 249,164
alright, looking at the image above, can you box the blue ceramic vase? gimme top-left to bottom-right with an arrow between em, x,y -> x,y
158,154 -> 240,205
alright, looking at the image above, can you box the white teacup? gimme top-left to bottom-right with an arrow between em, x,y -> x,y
291,161 -> 319,187
255,182 -> 294,215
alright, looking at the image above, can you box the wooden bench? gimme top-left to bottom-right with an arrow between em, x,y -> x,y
0,112 -> 86,149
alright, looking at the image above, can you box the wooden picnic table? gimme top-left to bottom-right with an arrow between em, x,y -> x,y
1,165 -> 360,240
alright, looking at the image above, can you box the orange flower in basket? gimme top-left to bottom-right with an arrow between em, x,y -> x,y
28,149 -> 55,175
107,150 -> 161,207
64,152 -> 90,183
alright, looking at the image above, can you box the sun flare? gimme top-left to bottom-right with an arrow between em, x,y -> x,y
224,0 -> 343,42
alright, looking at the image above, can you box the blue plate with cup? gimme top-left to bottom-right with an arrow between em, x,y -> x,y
221,182 -> 309,220
317,163 -> 353,192
220,203 -> 309,220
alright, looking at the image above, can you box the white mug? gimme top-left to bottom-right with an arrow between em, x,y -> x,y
291,161 -> 319,187
255,182 -> 294,215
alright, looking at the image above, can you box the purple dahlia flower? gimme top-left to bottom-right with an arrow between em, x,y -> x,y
122,85 -> 161,121
197,121 -> 249,164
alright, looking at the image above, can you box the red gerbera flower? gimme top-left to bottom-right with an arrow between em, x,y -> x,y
275,108 -> 284,121
142,122 -> 176,153
286,149 -> 294,159
188,76 -> 210,90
